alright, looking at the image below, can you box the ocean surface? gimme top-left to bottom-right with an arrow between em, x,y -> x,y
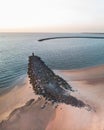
0,33 -> 104,90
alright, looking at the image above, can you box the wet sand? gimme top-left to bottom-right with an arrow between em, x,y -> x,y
0,77 -> 36,122
0,98 -> 55,130
0,65 -> 104,130
50,65 -> 104,130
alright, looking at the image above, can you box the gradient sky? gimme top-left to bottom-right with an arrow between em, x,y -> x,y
0,0 -> 104,32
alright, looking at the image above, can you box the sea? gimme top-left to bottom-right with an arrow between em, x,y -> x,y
0,33 -> 104,90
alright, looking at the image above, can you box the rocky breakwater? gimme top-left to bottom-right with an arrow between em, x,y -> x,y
28,54 -> 91,109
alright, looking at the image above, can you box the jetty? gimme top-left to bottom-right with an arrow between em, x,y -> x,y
38,36 -> 104,42
28,53 -> 89,108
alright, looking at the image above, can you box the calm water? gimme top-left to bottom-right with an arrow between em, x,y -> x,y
0,33 -> 104,89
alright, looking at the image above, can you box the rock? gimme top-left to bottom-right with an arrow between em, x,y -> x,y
27,54 -> 91,110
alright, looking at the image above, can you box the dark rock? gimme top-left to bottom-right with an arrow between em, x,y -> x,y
27,54 -> 91,109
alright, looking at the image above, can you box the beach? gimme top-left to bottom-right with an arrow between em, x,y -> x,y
0,77 -> 36,122
0,64 -> 104,130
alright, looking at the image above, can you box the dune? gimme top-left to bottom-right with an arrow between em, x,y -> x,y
0,64 -> 104,130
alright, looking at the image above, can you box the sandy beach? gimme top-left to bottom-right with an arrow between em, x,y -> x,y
49,65 -> 104,130
0,64 -> 104,130
0,77 -> 36,122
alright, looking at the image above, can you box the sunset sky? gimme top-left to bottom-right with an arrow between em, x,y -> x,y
0,0 -> 104,32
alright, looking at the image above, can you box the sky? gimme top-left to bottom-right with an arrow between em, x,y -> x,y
0,0 -> 104,32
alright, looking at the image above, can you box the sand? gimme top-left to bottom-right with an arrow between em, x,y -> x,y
0,65 -> 104,130
0,77 -> 36,122
0,98 -> 55,130
49,65 -> 104,130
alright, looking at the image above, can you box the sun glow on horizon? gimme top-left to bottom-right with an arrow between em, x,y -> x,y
0,0 -> 104,32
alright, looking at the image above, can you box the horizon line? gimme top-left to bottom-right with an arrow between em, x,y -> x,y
0,32 -> 104,34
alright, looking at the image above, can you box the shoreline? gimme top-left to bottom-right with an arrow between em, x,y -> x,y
0,63 -> 104,96
0,74 -> 27,96
0,63 -> 104,129
1,64 -> 104,120
0,77 -> 37,122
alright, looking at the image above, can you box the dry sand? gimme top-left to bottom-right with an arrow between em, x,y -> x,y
0,65 -> 104,130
